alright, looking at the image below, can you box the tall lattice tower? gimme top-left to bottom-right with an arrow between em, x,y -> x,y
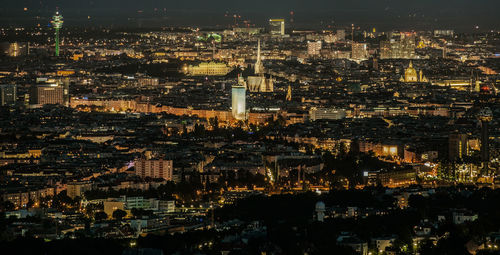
51,11 -> 64,57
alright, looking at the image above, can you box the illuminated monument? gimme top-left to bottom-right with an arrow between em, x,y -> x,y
244,40 -> 274,92
400,61 -> 428,83
232,83 -> 247,121
51,11 -> 64,57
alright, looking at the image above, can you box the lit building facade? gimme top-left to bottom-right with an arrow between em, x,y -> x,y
183,62 -> 233,76
232,84 -> 246,120
400,61 -> 428,83
336,29 -> 346,41
134,159 -> 174,181
380,37 -> 415,59
309,108 -> 346,121
30,84 -> 64,106
269,19 -> 285,35
478,108 -> 493,166
351,43 -> 368,60
245,40 -> 274,92
307,41 -> 322,56
0,42 -> 28,57
0,84 -> 17,106
449,133 -> 469,160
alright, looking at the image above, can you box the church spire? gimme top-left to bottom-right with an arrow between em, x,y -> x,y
257,39 -> 261,61
255,39 -> 264,75
286,84 -> 292,101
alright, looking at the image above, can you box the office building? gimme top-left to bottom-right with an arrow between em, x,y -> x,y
232,84 -> 246,120
269,19 -> 285,36
0,84 -> 17,106
448,133 -> 469,160
134,159 -> 174,181
380,37 -> 415,59
336,29 -> 346,41
30,84 -> 64,106
309,108 -> 346,121
477,108 -> 493,166
307,41 -> 322,56
351,43 -> 368,60
233,27 -> 263,34
67,181 -> 93,199
434,30 -> 454,37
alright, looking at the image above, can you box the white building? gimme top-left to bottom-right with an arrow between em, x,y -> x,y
452,211 -> 478,224
309,108 -> 346,121
232,84 -> 247,120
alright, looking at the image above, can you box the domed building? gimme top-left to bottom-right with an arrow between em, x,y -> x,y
400,61 -> 428,83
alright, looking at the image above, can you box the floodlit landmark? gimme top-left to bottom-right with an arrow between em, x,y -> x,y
400,61 -> 428,83
182,62 -> 233,76
50,11 -> 64,57
241,40 -> 274,93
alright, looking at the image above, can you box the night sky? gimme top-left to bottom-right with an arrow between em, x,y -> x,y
1,0 -> 499,30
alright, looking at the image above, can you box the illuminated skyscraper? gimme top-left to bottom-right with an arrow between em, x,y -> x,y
448,133 -> 468,161
380,36 -> 415,59
477,107 -> 493,167
307,41 -> 322,56
51,11 -> 64,57
0,84 -> 17,106
351,43 -> 368,60
232,84 -> 246,120
269,19 -> 285,35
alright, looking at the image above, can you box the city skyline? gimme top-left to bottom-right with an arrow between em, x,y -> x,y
0,2 -> 500,255
0,1 -> 500,31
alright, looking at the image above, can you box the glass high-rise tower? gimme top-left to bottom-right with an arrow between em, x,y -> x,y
232,84 -> 246,121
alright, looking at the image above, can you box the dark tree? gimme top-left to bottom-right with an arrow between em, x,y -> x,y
112,209 -> 127,221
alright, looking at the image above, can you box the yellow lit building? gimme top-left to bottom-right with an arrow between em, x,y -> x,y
400,61 -> 428,83
183,62 -> 233,76
72,53 -> 84,61
57,70 -> 75,76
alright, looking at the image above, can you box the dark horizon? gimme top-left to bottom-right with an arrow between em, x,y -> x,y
1,0 -> 499,31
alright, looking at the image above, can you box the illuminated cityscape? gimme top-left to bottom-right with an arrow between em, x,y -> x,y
0,1 -> 500,255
